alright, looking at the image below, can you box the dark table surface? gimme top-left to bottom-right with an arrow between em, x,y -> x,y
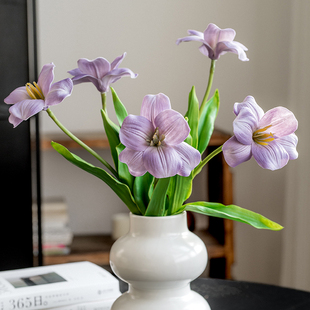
119,278 -> 310,310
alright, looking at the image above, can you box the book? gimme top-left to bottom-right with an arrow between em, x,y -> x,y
33,200 -> 73,256
46,298 -> 118,310
0,262 -> 120,310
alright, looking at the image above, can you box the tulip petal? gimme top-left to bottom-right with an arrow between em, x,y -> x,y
234,96 -> 264,118
143,145 -> 182,178
203,23 -> 221,49
119,148 -> 147,177
77,58 -> 111,79
259,107 -> 298,138
4,86 -> 29,104
222,136 -> 252,167
155,109 -> 190,145
141,93 -> 171,126
215,41 -> 249,61
233,107 -> 259,145
218,28 -> 236,43
45,78 -> 73,107
110,53 -> 126,70
176,34 -> 205,45
252,141 -> 289,170
277,133 -> 298,160
9,99 -> 45,127
174,142 -> 201,176
102,68 -> 138,91
119,115 -> 154,151
37,63 -> 55,96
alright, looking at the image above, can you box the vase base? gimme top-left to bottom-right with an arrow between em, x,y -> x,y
111,289 -> 211,310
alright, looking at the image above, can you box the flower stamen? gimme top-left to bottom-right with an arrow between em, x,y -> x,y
147,127 -> 165,147
26,82 -> 44,100
253,125 -> 275,146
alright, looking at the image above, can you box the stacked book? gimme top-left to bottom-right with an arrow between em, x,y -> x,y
33,200 -> 73,256
0,261 -> 121,310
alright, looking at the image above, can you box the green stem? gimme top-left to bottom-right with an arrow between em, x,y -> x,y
101,92 -> 107,112
193,145 -> 223,177
46,108 -> 118,178
199,59 -> 216,117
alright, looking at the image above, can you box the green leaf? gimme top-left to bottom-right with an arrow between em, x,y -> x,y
145,178 -> 170,216
186,86 -> 199,149
197,89 -> 220,154
101,109 -> 120,170
183,201 -> 283,231
51,142 -> 141,215
133,172 -> 154,215
166,174 -> 193,215
110,87 -> 128,126
116,143 -> 134,191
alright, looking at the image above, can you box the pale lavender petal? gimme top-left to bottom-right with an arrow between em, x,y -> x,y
8,114 -> 23,128
143,145 -> 182,178
45,78 -> 73,107
234,96 -> 264,118
67,68 -> 82,77
222,136 -> 252,167
77,58 -> 111,79
154,109 -> 190,145
119,148 -> 147,177
215,41 -> 249,61
71,75 -> 104,92
277,133 -> 298,160
176,34 -> 205,45
110,53 -> 126,70
199,44 -> 213,58
4,86 -> 29,104
259,107 -> 298,138
173,142 -> 201,176
218,28 -> 236,43
120,115 -> 154,151
188,30 -> 204,37
252,140 -> 289,170
203,23 -> 221,49
140,93 -> 171,126
101,68 -> 138,91
9,99 -> 45,127
37,63 -> 55,96
233,107 -> 260,145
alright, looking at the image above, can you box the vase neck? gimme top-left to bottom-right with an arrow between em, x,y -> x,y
129,212 -> 188,235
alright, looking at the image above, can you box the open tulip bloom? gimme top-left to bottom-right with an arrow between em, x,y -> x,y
4,23 -> 298,230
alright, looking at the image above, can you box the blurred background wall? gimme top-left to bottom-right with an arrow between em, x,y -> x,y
36,0 -> 309,289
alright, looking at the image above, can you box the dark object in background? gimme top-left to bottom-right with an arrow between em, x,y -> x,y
0,0 -> 36,270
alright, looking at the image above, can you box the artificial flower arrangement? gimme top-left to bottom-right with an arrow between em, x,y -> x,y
4,24 -> 298,230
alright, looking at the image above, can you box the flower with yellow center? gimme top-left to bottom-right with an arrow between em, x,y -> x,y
4,63 -> 73,127
223,96 -> 298,170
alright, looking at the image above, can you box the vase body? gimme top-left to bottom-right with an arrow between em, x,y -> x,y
109,212 -> 210,310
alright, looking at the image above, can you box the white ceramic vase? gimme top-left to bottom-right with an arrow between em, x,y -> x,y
109,211 -> 210,310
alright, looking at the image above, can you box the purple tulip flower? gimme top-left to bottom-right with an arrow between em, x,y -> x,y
4,63 -> 73,128
222,96 -> 298,170
176,23 -> 249,61
68,53 -> 138,93
119,93 -> 201,178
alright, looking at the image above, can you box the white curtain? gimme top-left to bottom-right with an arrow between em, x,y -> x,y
280,0 -> 310,291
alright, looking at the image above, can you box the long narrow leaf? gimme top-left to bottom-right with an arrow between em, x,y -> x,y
183,201 -> 283,230
186,86 -> 199,149
166,174 -> 193,215
110,87 -> 128,126
145,178 -> 170,216
51,142 -> 141,215
133,172 -> 154,215
116,143 -> 134,191
101,109 -> 120,170
197,89 -> 220,154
